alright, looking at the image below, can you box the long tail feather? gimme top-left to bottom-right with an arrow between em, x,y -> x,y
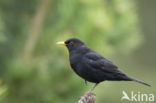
128,76 -> 151,87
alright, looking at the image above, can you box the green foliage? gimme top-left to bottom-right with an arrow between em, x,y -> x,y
0,0 -> 146,103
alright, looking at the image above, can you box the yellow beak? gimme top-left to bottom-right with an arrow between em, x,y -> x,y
57,41 -> 66,46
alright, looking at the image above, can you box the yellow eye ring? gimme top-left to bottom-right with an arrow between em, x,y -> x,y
69,42 -> 74,46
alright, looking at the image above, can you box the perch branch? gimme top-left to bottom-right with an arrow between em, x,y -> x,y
78,91 -> 96,103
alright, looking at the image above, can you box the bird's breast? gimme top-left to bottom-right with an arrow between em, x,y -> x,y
69,52 -> 83,74
70,53 -> 82,67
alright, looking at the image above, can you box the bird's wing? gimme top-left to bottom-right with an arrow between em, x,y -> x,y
83,52 -> 121,74
82,51 -> 131,81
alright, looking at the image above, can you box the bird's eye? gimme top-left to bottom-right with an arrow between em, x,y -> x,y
69,41 -> 74,46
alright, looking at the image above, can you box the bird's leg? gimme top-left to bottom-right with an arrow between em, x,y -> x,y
89,83 -> 99,92
85,80 -> 87,86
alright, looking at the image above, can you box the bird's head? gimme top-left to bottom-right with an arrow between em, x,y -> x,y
57,38 -> 85,52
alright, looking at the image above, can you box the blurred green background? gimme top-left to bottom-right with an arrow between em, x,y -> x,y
0,0 -> 155,103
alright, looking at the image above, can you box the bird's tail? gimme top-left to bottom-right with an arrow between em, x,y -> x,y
128,76 -> 151,87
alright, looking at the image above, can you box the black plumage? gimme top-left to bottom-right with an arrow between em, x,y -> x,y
57,38 -> 150,91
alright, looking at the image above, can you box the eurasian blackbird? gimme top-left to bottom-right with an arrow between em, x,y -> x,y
57,38 -> 150,91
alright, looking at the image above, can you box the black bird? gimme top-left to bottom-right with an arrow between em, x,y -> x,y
57,38 -> 150,91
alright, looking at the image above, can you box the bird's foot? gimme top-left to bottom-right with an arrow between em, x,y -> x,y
89,83 -> 99,92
